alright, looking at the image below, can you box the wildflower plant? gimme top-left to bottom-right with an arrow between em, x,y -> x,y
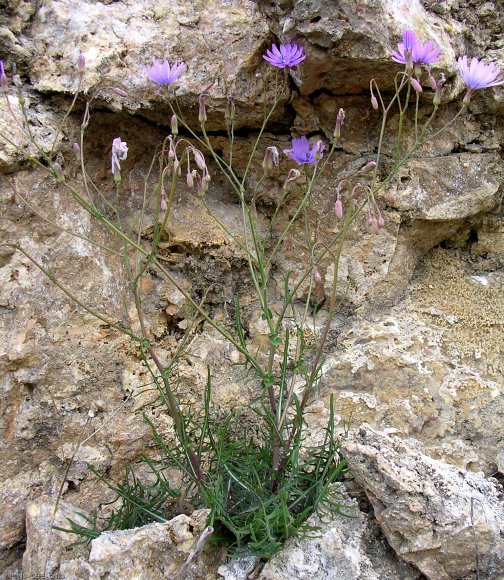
1,32 -> 502,562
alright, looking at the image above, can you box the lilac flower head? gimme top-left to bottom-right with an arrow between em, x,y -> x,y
283,136 -> 325,166
145,60 -> 186,85
392,30 -> 441,66
457,56 -> 504,91
263,43 -> 306,68
111,137 -> 128,175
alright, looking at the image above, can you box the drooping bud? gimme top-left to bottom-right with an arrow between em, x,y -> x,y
160,189 -> 168,211
334,198 -> 343,219
187,169 -> 197,188
377,214 -> 385,228
72,142 -> 81,156
334,108 -> 345,140
198,93 -> 207,124
410,77 -> 423,93
77,54 -> 86,75
113,87 -> 128,97
193,148 -> 206,171
52,163 -> 65,183
359,161 -> 376,175
262,146 -> 279,173
313,268 -> 323,284
167,136 -> 176,160
0,60 -> 8,92
428,74 -> 437,91
171,114 -> 178,136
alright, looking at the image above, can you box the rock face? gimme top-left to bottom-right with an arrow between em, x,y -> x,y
341,425 -> 504,580
258,486 -> 422,580
0,0 -> 503,576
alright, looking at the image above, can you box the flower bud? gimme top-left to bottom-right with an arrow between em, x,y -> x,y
359,161 -> 376,175
334,198 -> 343,218
334,108 -> 345,139
0,60 -> 8,92
428,74 -> 437,91
262,146 -> 279,173
410,78 -> 423,93
72,142 -> 81,156
198,94 -> 207,124
113,87 -> 128,97
171,114 -> 178,136
371,95 -> 379,110
77,54 -> 85,75
193,149 -> 206,171
377,214 -> 385,228
160,189 -> 168,211
52,163 -> 65,183
313,268 -> 323,284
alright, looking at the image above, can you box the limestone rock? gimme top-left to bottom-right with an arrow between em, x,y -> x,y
341,425 -> 504,580
259,485 -> 421,580
86,509 -> 217,579
22,499 -> 90,578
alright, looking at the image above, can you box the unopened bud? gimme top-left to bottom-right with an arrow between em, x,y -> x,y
371,217 -> 379,233
52,163 -> 65,183
186,169 -> 195,188
113,87 -> 128,97
198,94 -> 207,124
0,60 -> 7,91
313,268 -> 323,284
13,74 -> 22,88
410,77 -> 423,93
378,214 -> 385,228
168,137 -> 176,159
174,158 -> 181,175
262,146 -> 279,173
77,54 -> 86,75
72,142 -> 81,156
334,198 -> 343,218
334,108 -> 345,139
428,74 -> 437,91
171,114 -> 178,136
193,149 -> 206,171
359,161 -> 376,175
371,95 -> 379,110
160,190 -> 168,211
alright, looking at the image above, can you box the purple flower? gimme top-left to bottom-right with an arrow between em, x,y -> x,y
263,43 -> 306,68
111,137 -> 128,175
457,56 -> 504,91
145,60 -> 186,85
392,30 -> 441,66
283,136 -> 325,166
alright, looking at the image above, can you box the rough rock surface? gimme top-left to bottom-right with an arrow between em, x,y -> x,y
341,425 -> 504,580
258,487 -> 422,580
